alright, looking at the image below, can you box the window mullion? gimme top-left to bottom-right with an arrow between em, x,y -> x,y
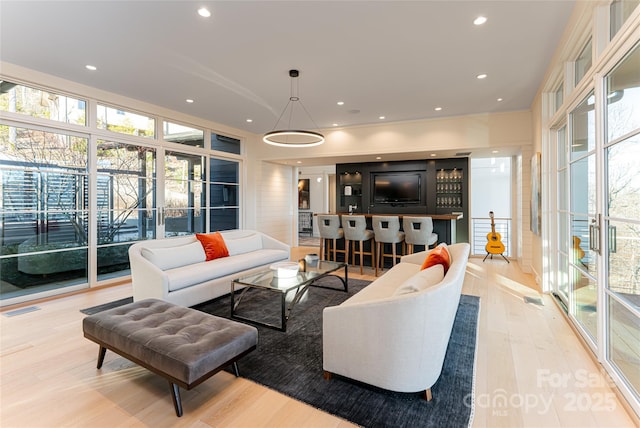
88,133 -> 98,287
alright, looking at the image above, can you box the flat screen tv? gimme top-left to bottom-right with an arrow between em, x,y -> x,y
372,172 -> 421,204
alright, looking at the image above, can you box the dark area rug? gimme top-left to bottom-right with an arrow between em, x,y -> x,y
193,276 -> 480,428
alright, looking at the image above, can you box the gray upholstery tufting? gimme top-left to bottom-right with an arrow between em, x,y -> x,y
83,299 -> 258,385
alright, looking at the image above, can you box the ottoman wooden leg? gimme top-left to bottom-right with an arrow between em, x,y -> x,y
97,346 -> 107,369
170,382 -> 183,417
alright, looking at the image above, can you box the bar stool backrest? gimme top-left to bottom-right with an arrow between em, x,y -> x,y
317,214 -> 342,239
372,215 -> 402,243
343,215 -> 370,241
403,216 -> 437,246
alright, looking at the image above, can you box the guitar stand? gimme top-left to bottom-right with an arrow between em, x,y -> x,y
483,252 -> 510,263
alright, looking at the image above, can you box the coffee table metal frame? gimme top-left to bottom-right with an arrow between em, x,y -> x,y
231,260 -> 348,332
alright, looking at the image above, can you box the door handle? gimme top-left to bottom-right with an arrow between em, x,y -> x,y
609,225 -> 617,253
589,218 -> 600,254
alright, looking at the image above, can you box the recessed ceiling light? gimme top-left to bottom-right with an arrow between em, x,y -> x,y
434,107 -> 442,111
185,99 -> 194,103
477,74 -> 487,79
376,156 -> 382,160
197,7 -> 211,17
85,65 -> 97,71
332,123 -> 338,127
379,116 -> 385,120
337,101 -> 344,106
497,98 -> 503,102
296,161 -> 302,164
246,119 -> 253,123
430,153 -> 437,157
492,150 -> 499,153
474,16 -> 487,26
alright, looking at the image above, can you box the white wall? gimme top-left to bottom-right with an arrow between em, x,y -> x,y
470,157 -> 512,219
252,160 -> 295,245
518,146 -> 534,275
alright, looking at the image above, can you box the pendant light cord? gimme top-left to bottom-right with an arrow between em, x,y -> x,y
270,71 -> 320,131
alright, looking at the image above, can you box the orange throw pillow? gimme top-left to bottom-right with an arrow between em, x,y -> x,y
420,243 -> 451,274
196,232 -> 229,261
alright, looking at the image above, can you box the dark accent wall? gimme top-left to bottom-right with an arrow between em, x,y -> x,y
336,158 -> 469,242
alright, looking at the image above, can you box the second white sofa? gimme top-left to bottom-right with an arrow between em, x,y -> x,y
322,242 -> 470,400
129,230 -> 290,307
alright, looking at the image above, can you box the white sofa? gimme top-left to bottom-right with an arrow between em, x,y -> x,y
128,230 -> 290,307
322,242 -> 470,399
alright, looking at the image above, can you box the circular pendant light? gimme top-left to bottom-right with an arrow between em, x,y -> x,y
263,70 -> 325,147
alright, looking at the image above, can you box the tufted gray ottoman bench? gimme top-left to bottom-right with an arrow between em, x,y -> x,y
82,298 -> 258,417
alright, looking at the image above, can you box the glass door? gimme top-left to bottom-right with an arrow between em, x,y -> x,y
603,43 -> 640,401
569,91 -> 599,343
161,150 -> 206,237
95,140 -> 156,281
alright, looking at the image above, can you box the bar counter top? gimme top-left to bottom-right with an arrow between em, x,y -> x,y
314,213 -> 463,220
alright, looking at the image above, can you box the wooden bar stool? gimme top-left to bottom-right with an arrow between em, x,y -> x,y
403,216 -> 438,254
372,215 -> 405,276
342,215 -> 375,275
317,214 -> 345,262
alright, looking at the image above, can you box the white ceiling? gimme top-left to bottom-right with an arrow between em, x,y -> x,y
1,1 -> 575,152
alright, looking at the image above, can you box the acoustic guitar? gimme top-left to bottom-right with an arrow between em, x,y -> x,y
485,211 -> 506,255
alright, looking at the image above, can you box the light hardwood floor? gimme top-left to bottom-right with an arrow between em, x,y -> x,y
1,247 -> 637,427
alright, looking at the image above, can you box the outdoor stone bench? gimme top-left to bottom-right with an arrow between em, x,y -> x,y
82,298 -> 258,417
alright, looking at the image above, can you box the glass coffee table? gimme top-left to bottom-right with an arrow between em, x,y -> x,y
231,259 -> 348,332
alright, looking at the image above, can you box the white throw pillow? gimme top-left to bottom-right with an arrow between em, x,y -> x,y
394,264 -> 445,295
141,241 -> 206,270
225,233 -> 263,256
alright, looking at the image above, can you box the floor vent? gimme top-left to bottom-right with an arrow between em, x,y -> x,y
3,306 -> 41,317
524,296 -> 544,306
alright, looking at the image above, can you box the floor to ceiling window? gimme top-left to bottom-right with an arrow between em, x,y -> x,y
550,2 -> 639,415
1,126 -> 90,299
161,122 -> 207,237
0,80 -> 243,305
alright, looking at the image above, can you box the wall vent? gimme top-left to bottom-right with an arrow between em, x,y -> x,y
523,296 -> 544,306
455,152 -> 472,156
